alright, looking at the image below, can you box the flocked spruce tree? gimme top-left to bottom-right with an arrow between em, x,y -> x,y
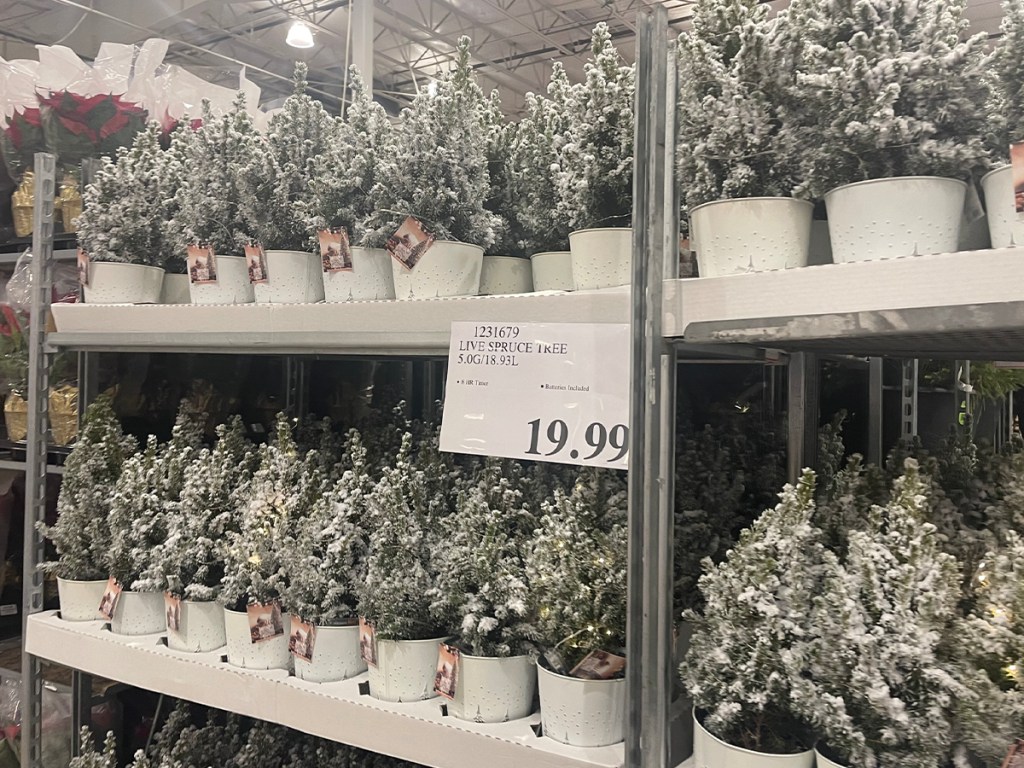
69,729 -> 118,768
791,460 -> 966,768
509,63 -> 575,254
556,24 -> 634,230
680,469 -> 825,753
280,429 -> 371,625
526,468 -> 628,671
306,68 -> 395,246
41,395 -> 137,580
76,122 -> 169,265
676,0 -> 797,213
238,62 -> 337,251
363,36 -> 499,248
156,119 -> 194,274
481,89 -> 527,257
989,0 -> 1024,157
779,0 -> 991,199
429,458 -> 538,657
173,93 -> 261,257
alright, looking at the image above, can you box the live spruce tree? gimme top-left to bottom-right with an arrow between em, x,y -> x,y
41,395 -> 137,580
157,119 -> 195,274
482,89 -> 528,257
363,36 -> 499,248
238,62 -> 337,252
509,63 -> 575,254
430,458 -> 539,657
676,0 -> 797,213
69,729 -> 118,768
779,0 -> 991,199
280,429 -> 371,625
76,122 -> 169,265
556,23 -> 635,230
989,0 -> 1024,156
526,468 -> 628,671
173,93 -> 262,257
680,469 -> 825,753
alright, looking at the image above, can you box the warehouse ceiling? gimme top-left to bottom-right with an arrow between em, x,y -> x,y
0,0 -> 1008,116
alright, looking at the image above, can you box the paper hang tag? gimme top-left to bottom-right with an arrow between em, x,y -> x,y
289,616 -> 317,662
246,601 -> 285,645
1011,142 -> 1024,222
386,216 -> 435,272
244,243 -> 269,284
186,244 -> 218,285
1001,739 -> 1024,768
164,593 -> 181,632
570,649 -> 626,680
97,577 -> 122,621
76,248 -> 90,287
358,617 -> 378,668
318,228 -> 353,273
434,643 -> 460,700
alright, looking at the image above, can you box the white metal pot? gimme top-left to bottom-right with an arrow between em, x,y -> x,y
479,256 -> 534,295
390,240 -> 483,300
159,273 -> 191,304
189,255 -> 256,305
690,197 -> 814,277
537,663 -> 625,747
83,262 -> 164,304
814,748 -> 845,768
824,176 -> 967,263
166,600 -> 226,653
367,637 -> 446,702
568,227 -> 632,290
109,590 -> 165,636
56,577 -> 107,622
323,247 -> 396,302
253,250 -> 325,304
223,607 -> 291,670
693,710 -> 814,768
982,165 -> 1024,248
293,624 -> 366,683
530,251 -> 574,291
448,653 -> 536,724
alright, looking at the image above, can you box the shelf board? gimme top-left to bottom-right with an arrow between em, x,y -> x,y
26,612 -> 623,768
666,247 -> 1024,358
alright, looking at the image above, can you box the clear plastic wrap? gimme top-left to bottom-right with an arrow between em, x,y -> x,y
0,57 -> 44,182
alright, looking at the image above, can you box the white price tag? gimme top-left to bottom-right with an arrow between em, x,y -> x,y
440,322 -> 630,469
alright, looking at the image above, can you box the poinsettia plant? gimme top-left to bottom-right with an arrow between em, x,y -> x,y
39,91 -> 148,170
0,107 -> 45,182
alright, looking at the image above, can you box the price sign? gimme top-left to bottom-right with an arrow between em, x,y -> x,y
440,322 -> 630,469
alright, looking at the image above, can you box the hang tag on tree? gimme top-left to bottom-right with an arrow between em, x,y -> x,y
318,228 -> 353,273
1011,142 -> 1024,222
244,243 -> 269,284
1001,740 -> 1024,768
97,577 -> 122,621
542,647 -> 568,676
570,649 -> 626,680
246,601 -> 285,645
186,244 -> 219,284
434,643 -> 460,700
289,616 -> 317,662
164,593 -> 181,632
386,216 -> 435,271
359,617 -> 378,667
76,248 -> 90,287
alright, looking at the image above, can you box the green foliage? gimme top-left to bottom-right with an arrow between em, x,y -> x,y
69,729 -> 117,768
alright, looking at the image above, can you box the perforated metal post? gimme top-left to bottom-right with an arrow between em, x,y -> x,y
787,352 -> 819,482
22,153 -> 56,768
900,359 -> 919,439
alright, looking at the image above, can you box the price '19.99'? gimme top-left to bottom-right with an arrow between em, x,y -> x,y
525,418 -> 628,463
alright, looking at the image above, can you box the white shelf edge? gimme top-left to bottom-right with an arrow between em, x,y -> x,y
26,612 -> 623,768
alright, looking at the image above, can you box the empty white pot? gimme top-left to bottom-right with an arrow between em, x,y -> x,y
690,197 -> 814,277
167,600 -> 226,653
223,607 -> 291,670
84,262 -> 164,304
530,251 -> 574,291
449,653 -> 536,724
368,637 -> 446,702
293,623 -> 366,683
56,577 -> 107,622
160,273 -> 191,304
323,247 -> 395,302
479,256 -> 534,295
537,663 -> 625,747
391,240 -> 483,300
982,165 -> 1024,248
824,176 -> 966,263
109,591 -> 165,636
568,227 -> 632,290
693,710 -> 814,768
254,250 -> 325,304
189,255 -> 256,305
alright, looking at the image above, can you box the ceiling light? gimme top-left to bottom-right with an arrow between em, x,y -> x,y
286,20 -> 315,49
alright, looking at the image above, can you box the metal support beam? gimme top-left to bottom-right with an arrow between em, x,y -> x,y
900,359 -> 918,439
22,152 -> 56,768
787,352 -> 819,483
627,9 -> 674,768
351,0 -> 374,93
71,672 -> 93,756
867,358 -> 883,465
